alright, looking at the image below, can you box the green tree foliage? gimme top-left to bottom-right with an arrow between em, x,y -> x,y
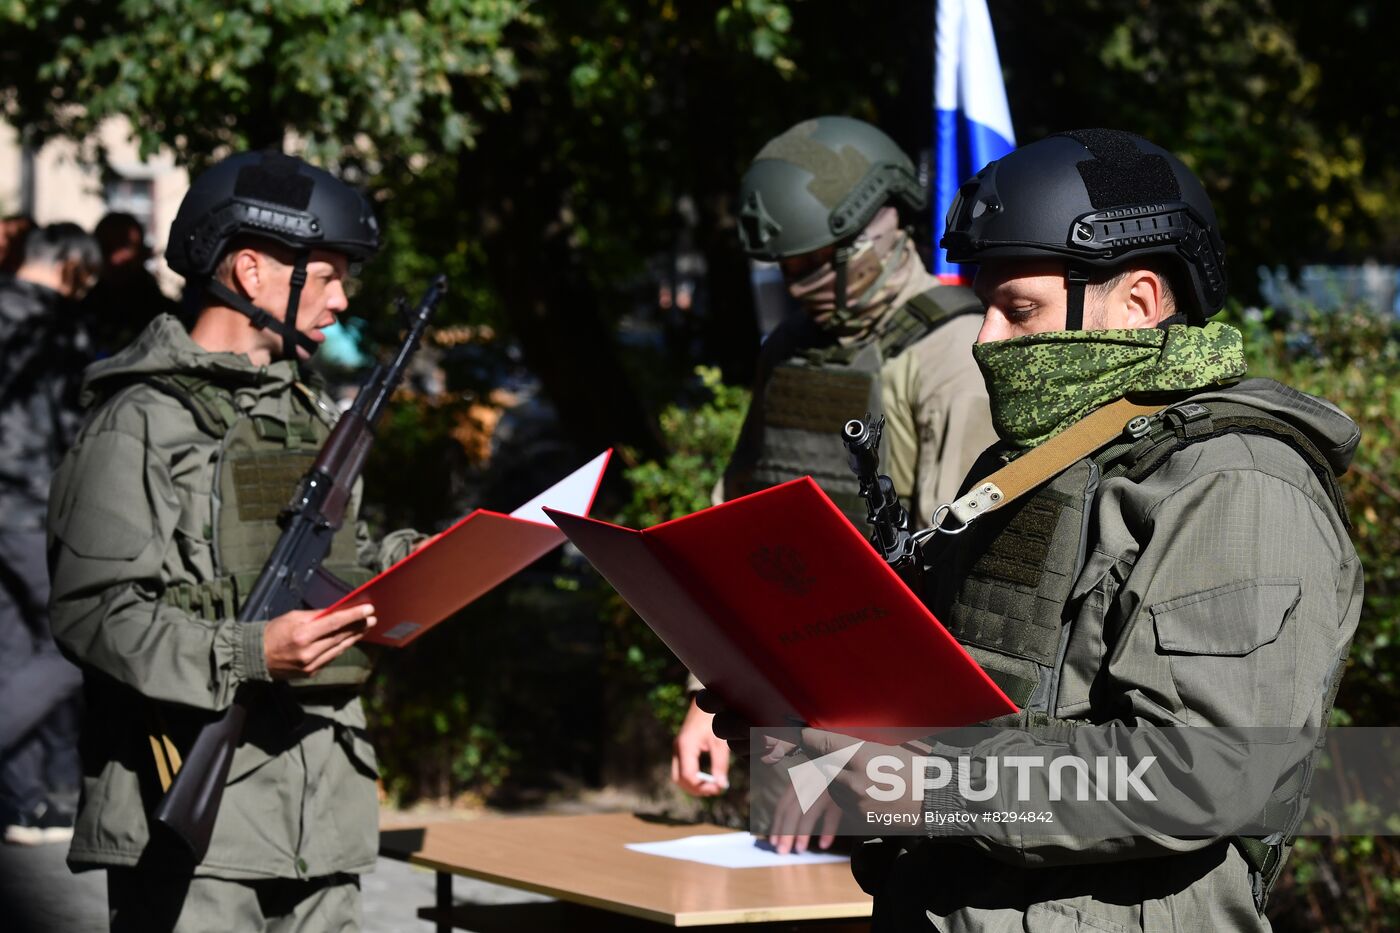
5,1 -> 1396,415
597,367 -> 748,782
1,0 -> 529,164
616,366 -> 749,529
994,0 -> 1400,293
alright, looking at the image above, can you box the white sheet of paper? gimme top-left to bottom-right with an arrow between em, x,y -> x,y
625,832 -> 849,869
510,450 -> 610,523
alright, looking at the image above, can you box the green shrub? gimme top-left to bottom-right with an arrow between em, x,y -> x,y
597,367 -> 750,785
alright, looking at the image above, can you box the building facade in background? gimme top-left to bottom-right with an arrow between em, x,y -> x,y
0,117 -> 187,296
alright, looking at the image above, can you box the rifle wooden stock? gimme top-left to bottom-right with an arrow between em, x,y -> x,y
152,697 -> 248,859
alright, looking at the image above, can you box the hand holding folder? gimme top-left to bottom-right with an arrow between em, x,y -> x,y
321,450 -> 611,647
547,476 -> 1016,739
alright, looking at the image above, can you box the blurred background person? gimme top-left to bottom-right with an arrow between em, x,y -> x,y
82,211 -> 181,357
0,222 -> 99,846
0,214 -> 36,276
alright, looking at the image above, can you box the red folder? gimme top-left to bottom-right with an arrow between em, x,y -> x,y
546,477 -> 1016,736
325,450 -> 611,647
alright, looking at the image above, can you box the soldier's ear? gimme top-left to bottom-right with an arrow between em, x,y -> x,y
230,248 -> 265,298
1123,269 -> 1169,328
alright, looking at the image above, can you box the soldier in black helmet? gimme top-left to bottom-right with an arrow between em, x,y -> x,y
709,129 -> 1361,930
671,117 -> 997,839
47,151 -> 426,931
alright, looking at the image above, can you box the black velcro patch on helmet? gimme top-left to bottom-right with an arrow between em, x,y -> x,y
1058,129 -> 1180,210
233,152 -> 314,210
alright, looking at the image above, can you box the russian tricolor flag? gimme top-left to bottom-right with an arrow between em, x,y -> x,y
933,0 -> 1016,283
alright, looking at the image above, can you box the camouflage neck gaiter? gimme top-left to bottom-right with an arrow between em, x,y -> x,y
973,322 -> 1247,451
788,206 -> 918,342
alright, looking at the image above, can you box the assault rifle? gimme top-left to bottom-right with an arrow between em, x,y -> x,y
153,275 -> 448,861
842,414 -> 917,569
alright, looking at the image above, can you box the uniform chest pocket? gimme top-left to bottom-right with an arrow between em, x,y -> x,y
1151,578 -> 1299,655
1149,578 -> 1301,725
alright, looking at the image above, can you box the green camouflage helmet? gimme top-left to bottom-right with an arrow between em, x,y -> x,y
738,117 -> 927,261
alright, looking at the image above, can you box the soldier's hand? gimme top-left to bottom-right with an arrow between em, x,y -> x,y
264,603 -> 376,679
671,696 -> 731,796
768,782 -> 842,855
696,689 -> 747,756
697,690 -> 800,762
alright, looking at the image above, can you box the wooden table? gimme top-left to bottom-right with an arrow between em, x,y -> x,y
379,812 -> 873,931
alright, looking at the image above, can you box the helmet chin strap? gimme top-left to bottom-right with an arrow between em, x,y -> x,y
832,244 -> 852,320
1065,265 -> 1091,331
828,236 -> 899,327
281,251 -> 310,363
204,250 -> 317,361
1064,266 -> 1194,331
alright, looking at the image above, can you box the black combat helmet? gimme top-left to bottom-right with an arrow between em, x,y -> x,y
941,129 -> 1226,327
168,150 -> 380,359
738,116 -> 926,262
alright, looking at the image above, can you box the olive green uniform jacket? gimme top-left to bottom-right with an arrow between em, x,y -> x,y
867,380 -> 1362,932
47,316 -> 420,880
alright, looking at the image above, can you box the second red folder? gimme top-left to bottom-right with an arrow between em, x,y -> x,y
324,450 -> 610,647
547,477 -> 1016,738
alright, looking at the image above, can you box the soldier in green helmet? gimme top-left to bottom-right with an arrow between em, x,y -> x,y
671,117 -> 997,833
46,151 -> 427,931
707,129 -> 1362,930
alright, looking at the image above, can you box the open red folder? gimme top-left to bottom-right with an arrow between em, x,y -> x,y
546,477 -> 1016,736
324,450 -> 611,647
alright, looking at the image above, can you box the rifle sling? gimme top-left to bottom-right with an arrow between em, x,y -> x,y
147,709 -> 184,790
936,397 -> 1170,531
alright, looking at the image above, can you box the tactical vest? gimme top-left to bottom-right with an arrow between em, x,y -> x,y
925,394 -> 1353,910
728,287 -> 981,524
151,374 -> 377,690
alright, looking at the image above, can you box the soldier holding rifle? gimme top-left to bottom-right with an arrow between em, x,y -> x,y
47,151 -> 431,931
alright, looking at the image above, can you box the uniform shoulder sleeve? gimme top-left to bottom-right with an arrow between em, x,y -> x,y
48,385 -> 270,709
1104,431 -> 1357,729
898,315 -> 998,519
50,386 -> 169,560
